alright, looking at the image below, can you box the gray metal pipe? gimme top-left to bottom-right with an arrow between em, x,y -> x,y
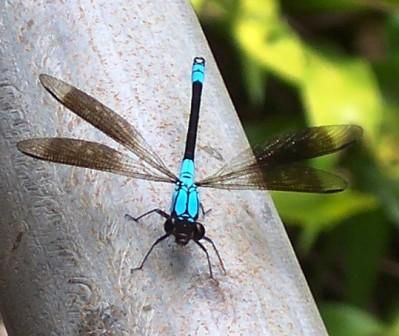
0,1 -> 327,335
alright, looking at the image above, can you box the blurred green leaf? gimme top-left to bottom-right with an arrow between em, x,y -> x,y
350,148 -> 399,225
386,13 -> 399,55
191,0 -> 204,10
192,0 -> 232,18
241,56 -> 267,105
301,51 -> 382,140
233,0 -> 383,140
342,211 -> 391,307
233,0 -> 306,83
373,104 -> 399,179
285,0 -> 399,12
321,303 -> 385,336
387,314 -> 399,336
272,191 -> 378,251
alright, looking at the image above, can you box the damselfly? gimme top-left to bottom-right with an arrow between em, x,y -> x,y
17,57 -> 362,278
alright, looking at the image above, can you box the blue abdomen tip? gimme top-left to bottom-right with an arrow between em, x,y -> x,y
192,57 -> 205,83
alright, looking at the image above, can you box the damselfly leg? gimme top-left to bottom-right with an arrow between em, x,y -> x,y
125,208 -> 169,222
131,233 -> 170,273
194,240 -> 215,278
202,236 -> 226,274
199,203 -> 212,219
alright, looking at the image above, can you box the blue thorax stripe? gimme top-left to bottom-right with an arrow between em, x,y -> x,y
192,57 -> 205,83
179,158 -> 195,180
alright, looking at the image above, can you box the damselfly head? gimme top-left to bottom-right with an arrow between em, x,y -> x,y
164,217 -> 205,245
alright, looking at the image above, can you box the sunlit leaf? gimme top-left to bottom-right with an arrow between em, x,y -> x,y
301,51 -> 382,140
233,0 -> 305,83
272,191 -> 378,250
386,314 -> 399,336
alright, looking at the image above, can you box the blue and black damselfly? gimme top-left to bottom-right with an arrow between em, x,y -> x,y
17,57 -> 362,278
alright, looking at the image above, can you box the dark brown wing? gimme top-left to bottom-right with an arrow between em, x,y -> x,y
17,138 -> 176,183
39,74 -> 176,180
197,125 -> 362,193
198,164 -> 347,193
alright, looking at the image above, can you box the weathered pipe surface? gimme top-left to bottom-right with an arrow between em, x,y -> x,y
0,1 -> 327,335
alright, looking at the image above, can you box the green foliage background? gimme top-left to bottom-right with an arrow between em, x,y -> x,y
193,0 -> 399,335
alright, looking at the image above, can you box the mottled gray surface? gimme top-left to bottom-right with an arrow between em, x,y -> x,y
0,1 -> 327,335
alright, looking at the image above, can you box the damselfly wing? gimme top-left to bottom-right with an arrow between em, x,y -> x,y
197,125 -> 362,192
17,57 -> 362,278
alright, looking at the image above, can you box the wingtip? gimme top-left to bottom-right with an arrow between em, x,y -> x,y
346,124 -> 363,141
323,175 -> 349,193
323,185 -> 347,193
39,73 -> 57,90
38,73 -> 72,100
17,138 -> 48,154
39,74 -> 63,96
16,139 -> 31,154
